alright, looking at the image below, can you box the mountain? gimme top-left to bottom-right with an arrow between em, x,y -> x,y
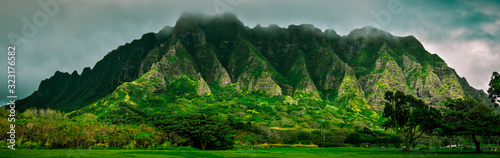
16,30 -> 171,112
17,13 -> 488,128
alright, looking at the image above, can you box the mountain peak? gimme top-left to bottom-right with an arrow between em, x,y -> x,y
324,29 -> 340,39
173,12 -> 245,39
176,12 -> 243,26
347,26 -> 396,41
177,11 -> 211,22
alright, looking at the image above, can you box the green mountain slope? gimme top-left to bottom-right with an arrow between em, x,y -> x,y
16,32 -> 171,112
18,13 -> 488,129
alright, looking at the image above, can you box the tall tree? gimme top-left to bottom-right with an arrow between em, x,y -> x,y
148,112 -> 234,150
382,90 -> 441,151
441,97 -> 499,152
488,71 -> 500,107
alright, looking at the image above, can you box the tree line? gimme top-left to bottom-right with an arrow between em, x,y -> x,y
380,72 -> 500,152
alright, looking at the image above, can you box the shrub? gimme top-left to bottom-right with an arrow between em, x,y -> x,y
44,142 -> 52,149
20,141 -> 41,149
419,147 -> 430,150
157,140 -> 172,150
256,143 -> 270,149
345,132 -> 375,147
90,143 -> 106,150
0,141 -> 7,149
125,141 -> 136,150
388,135 -> 403,148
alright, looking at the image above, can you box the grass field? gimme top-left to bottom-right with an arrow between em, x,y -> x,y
1,147 -> 499,158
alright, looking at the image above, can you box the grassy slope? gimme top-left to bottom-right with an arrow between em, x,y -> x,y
2,148 -> 499,158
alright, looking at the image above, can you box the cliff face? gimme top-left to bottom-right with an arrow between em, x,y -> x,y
18,13 -> 488,117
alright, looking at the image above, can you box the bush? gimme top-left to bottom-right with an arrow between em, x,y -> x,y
20,142 -> 41,149
165,133 -> 188,147
0,141 -> 7,149
257,143 -> 270,149
419,147 -> 430,150
388,135 -> 403,148
125,141 -> 136,150
311,130 -> 321,135
345,132 -> 375,147
90,143 -> 106,150
44,142 -> 52,149
157,140 -> 173,150
35,145 -> 50,150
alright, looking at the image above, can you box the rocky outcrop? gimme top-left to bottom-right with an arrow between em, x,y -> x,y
337,67 -> 372,112
360,46 -> 407,110
288,55 -> 321,100
309,46 -> 348,99
196,73 -> 211,95
227,39 -> 283,96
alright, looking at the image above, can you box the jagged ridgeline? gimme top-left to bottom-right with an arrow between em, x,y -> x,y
17,13 -> 487,127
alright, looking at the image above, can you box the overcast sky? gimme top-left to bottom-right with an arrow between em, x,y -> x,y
1,0 -> 499,105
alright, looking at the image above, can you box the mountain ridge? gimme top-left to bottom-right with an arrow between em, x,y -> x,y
16,13 -> 488,118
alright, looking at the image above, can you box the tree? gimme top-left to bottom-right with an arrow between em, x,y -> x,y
488,71 -> 500,107
441,97 -> 500,152
148,112 -> 234,150
382,90 -> 441,151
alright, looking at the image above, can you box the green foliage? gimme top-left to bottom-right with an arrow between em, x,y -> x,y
19,142 -> 38,149
351,42 -> 382,76
147,112 -> 234,150
344,127 -> 402,148
90,143 -> 107,150
0,108 -> 178,150
345,131 -> 376,147
168,76 -> 198,99
441,97 -> 500,152
0,141 -> 8,149
487,71 -> 500,107
382,90 -> 441,151
387,135 -> 403,148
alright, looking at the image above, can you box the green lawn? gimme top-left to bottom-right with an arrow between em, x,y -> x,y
1,147 -> 499,158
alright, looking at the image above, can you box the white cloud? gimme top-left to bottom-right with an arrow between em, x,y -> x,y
481,20 -> 500,35
449,28 -> 466,39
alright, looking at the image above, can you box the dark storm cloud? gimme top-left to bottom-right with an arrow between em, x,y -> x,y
1,0 -> 499,105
